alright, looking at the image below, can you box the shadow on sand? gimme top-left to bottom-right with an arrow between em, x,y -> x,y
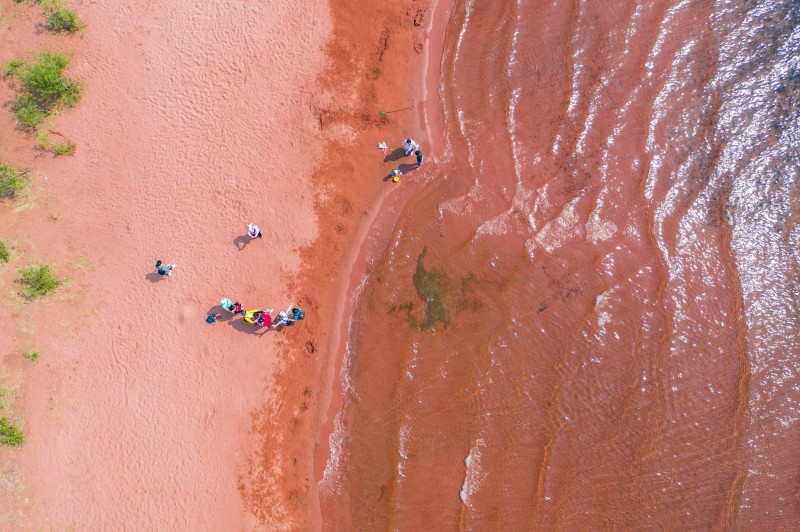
383,147 -> 408,162
145,271 -> 166,283
233,234 -> 252,250
206,305 -> 234,322
227,317 -> 269,336
383,163 -> 420,183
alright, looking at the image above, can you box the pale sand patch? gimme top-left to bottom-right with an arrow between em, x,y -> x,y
0,0 -> 331,528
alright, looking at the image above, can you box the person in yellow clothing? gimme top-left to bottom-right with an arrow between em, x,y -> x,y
244,308 -> 272,327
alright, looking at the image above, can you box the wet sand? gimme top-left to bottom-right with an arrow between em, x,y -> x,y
320,0 -> 800,529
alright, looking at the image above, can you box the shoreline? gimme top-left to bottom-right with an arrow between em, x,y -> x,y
308,0 -> 453,527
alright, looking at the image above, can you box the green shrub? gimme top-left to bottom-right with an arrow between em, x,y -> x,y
11,52 -> 81,129
12,94 -> 47,130
49,141 -> 76,155
0,417 -> 23,446
38,133 -> 76,156
18,263 -> 61,299
23,350 -> 39,362
3,59 -> 23,77
0,240 -> 9,263
0,162 -> 26,199
47,7 -> 81,33
19,51 -> 74,106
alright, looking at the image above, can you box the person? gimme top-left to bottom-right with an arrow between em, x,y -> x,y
416,149 -> 423,168
155,260 -> 176,276
255,311 -> 272,328
403,138 -> 418,155
205,313 -> 221,324
274,310 -> 291,327
245,308 -> 272,327
244,309 -> 261,324
391,169 -> 402,183
221,298 -> 244,315
290,307 -> 305,323
247,223 -> 263,239
377,141 -> 390,155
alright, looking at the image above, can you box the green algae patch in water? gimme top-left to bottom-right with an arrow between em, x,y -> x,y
411,248 -> 448,329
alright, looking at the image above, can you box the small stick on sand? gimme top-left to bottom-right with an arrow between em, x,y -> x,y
379,104 -> 415,117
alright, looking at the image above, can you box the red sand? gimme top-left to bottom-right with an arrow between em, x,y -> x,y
0,0 -> 430,527
0,0 -> 330,528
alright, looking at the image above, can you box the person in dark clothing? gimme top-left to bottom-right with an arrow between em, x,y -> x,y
155,260 -> 176,276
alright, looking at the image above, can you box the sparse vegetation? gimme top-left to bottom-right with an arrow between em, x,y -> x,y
0,417 -> 24,446
47,7 -> 81,33
3,59 -> 23,77
38,133 -> 76,156
0,240 -> 10,263
23,350 -> 39,363
10,51 -> 81,131
18,263 -> 62,299
0,161 -> 27,200
411,247 -> 448,329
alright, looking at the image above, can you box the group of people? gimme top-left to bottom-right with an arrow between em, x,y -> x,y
207,298 -> 305,330
153,222 -> 306,333
379,137 -> 424,182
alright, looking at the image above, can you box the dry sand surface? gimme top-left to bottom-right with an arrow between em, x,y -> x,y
0,0 -> 431,528
1,0 -> 330,528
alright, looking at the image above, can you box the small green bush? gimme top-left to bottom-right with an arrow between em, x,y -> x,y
23,350 -> 39,362
3,59 -> 23,77
47,8 -> 81,33
39,136 -> 76,156
0,417 -> 23,446
18,263 -> 61,299
0,240 -> 10,263
12,94 -> 47,130
0,162 -> 26,200
11,52 -> 81,129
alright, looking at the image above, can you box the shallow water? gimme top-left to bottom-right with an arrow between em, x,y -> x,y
322,0 -> 800,528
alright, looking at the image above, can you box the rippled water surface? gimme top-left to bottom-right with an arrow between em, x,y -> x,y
322,0 -> 800,528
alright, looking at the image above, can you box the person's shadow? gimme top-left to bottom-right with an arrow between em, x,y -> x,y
227,317 -> 270,336
206,305 -> 234,322
234,234 -> 252,250
145,271 -> 165,283
383,147 -> 407,162
383,163 -> 420,182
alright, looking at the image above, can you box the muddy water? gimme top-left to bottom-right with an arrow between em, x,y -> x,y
322,0 -> 800,529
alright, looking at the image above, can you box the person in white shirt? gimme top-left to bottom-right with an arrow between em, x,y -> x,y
247,223 -> 262,239
402,138 -> 418,155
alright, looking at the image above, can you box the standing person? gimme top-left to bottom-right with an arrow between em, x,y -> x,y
391,169 -> 402,183
415,149 -> 423,168
154,260 -> 176,276
403,138 -> 418,155
247,223 -> 263,239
